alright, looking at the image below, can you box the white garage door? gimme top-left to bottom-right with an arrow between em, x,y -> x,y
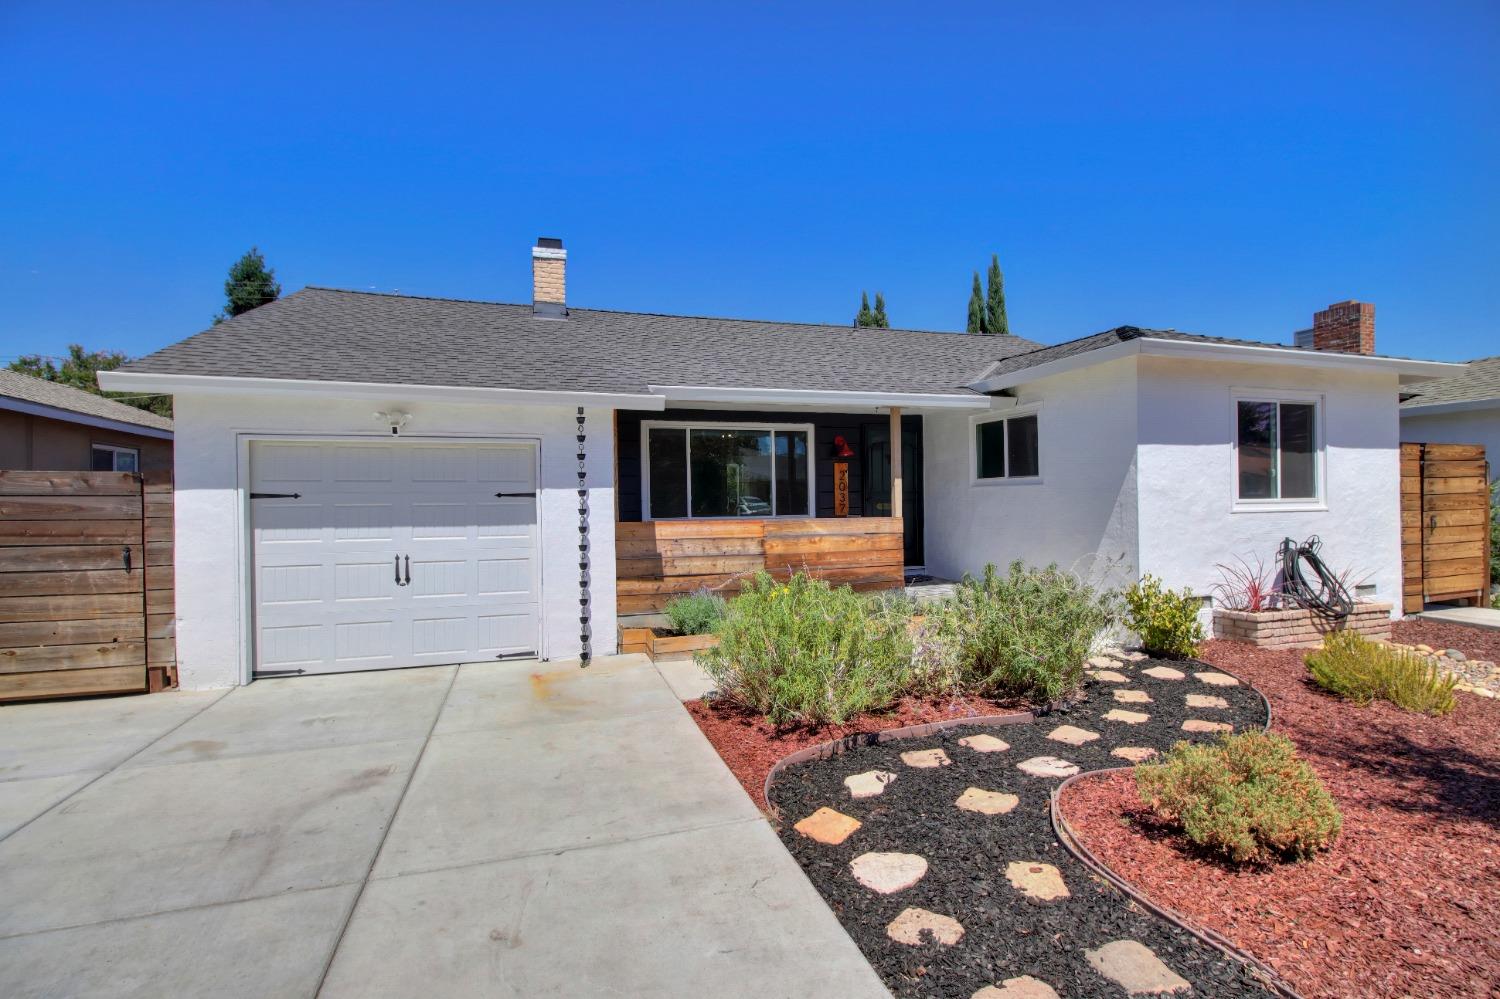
250,440 -> 540,676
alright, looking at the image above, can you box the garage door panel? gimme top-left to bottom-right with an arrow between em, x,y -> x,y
260,563 -> 324,605
333,446 -> 394,482
479,612 -> 538,655
410,559 -> 467,598
412,617 -> 469,657
254,444 -> 326,485
336,621 -> 396,664
332,503 -> 396,541
335,561 -> 397,602
477,557 -> 534,596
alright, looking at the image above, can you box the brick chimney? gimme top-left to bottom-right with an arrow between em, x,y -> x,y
1310,300 -> 1374,354
532,237 -> 566,317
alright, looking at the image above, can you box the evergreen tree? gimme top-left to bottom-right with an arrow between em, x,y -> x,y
8,345 -> 171,417
217,246 -> 281,322
985,254 -> 1009,336
871,292 -> 889,328
854,291 -> 875,327
966,272 -> 986,334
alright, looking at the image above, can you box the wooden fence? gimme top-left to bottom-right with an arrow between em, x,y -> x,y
616,517 -> 906,616
0,470 -> 176,702
1400,442 -> 1491,614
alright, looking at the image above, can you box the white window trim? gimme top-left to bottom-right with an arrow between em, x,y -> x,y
969,406 -> 1043,486
640,420 -> 817,520
1229,387 -> 1327,513
91,442 -> 140,472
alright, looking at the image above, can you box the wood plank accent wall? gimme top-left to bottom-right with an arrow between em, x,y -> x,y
1400,442 -> 1492,615
0,470 -> 176,702
616,517 -> 905,615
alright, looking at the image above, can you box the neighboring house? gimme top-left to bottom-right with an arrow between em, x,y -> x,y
1400,354 -> 1500,481
0,368 -> 172,472
100,240 -> 1458,689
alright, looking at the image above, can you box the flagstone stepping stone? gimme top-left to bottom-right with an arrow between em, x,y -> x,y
1120,650 -> 1149,662
901,748 -> 952,769
1089,669 -> 1131,683
1047,724 -> 1100,746
1103,708 -> 1150,725
1182,719 -> 1233,734
1005,860 -> 1070,901
886,906 -> 964,946
955,787 -> 1019,815
1084,939 -> 1191,994
1113,688 -> 1152,704
958,733 -> 1010,753
793,807 -> 861,845
1142,665 -> 1186,680
1185,693 -> 1229,709
850,851 -> 928,894
1111,746 -> 1158,763
1088,655 -> 1121,670
972,976 -> 1061,999
844,769 -> 897,799
1017,755 -> 1080,778
1195,671 -> 1239,687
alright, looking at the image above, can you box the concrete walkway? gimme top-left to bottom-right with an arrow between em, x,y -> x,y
0,655 -> 888,998
1416,603 -> 1500,632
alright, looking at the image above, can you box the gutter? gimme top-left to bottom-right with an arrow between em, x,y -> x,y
0,395 -> 174,440
646,384 -> 993,410
1400,397 -> 1500,417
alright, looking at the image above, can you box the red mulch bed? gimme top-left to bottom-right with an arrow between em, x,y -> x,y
687,694 -> 1019,810
1060,637 -> 1500,999
1391,618 -> 1500,664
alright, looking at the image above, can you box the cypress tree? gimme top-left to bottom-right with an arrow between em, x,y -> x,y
966,272 -> 986,334
217,247 -> 281,323
854,291 -> 875,328
872,292 -> 889,328
985,254 -> 1009,336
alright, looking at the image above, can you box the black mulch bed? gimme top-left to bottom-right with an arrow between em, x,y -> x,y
767,657 -> 1279,999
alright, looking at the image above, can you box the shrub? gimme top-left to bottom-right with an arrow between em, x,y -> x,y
1136,732 -> 1342,865
698,572 -> 913,726
905,599 -> 966,698
1124,574 -> 1204,658
1210,554 -> 1277,612
662,590 -> 726,636
1305,631 -> 1457,716
950,561 -> 1117,702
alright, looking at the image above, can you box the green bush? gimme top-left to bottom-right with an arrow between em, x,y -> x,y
1124,574 -> 1205,658
1306,631 -> 1457,716
698,572 -> 913,726
1136,732 -> 1342,865
950,561 -> 1117,702
662,590 -> 727,636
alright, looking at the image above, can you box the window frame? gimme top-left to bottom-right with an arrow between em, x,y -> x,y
91,443 -> 140,473
969,406 -> 1043,486
640,420 -> 817,521
1229,388 -> 1326,513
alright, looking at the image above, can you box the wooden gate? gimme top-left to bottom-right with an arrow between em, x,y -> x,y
1401,443 -> 1492,614
0,470 -> 176,702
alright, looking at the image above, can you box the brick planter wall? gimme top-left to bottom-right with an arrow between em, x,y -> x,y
1213,602 -> 1394,649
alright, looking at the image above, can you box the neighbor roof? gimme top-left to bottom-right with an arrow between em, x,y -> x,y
0,368 -> 173,433
1401,355 -> 1500,410
119,287 -> 1044,398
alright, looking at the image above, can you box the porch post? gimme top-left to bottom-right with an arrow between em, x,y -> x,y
888,407 -> 903,519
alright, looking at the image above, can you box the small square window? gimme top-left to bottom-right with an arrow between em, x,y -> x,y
974,413 -> 1040,481
1234,398 -> 1320,503
91,445 -> 139,473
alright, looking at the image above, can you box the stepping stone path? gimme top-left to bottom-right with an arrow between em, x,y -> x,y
955,787 -> 1019,815
843,769 -> 897,799
1103,708 -> 1150,725
1005,861 -> 1070,901
1195,671 -> 1239,687
1089,669 -> 1130,683
887,907 -> 965,946
793,807 -> 861,845
1119,650 -> 1149,662
1047,724 -> 1100,746
1084,939 -> 1191,994
972,976 -> 1061,999
1113,688 -> 1152,704
1017,755 -> 1080,778
850,851 -> 928,894
1088,655 -> 1122,670
1112,746 -> 1158,763
1142,665 -> 1186,680
958,733 -> 1010,753
1182,719 -> 1232,734
1185,693 -> 1228,710
901,748 -> 952,768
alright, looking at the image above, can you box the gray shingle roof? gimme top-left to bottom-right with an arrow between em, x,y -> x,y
1401,355 -> 1500,408
0,369 -> 173,432
122,288 -> 1044,398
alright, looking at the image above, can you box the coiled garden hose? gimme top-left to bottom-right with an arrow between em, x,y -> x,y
1279,536 -> 1354,620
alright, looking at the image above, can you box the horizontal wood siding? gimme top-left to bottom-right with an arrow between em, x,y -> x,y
615,517 -> 905,614
1401,442 -> 1492,613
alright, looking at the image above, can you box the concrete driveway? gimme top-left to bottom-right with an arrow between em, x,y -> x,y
0,655 -> 889,998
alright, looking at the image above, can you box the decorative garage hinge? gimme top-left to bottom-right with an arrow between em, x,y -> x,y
250,492 -> 301,499
577,406 -> 591,667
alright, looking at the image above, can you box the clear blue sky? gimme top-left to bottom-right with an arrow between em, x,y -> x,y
2,1 -> 1496,364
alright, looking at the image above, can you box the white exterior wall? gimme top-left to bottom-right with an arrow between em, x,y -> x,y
171,392 -> 617,689
1135,356 -> 1402,616
1401,407 -> 1500,481
922,357 -> 1141,589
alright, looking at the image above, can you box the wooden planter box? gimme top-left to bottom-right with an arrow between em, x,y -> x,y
1213,602 -> 1394,650
620,627 -> 720,662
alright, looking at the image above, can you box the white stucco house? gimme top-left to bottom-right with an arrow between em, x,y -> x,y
100,240 -> 1458,690
1400,354 -> 1500,482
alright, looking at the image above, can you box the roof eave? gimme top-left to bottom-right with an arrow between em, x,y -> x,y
0,395 -> 173,440
646,385 -> 993,411
1400,397 -> 1500,417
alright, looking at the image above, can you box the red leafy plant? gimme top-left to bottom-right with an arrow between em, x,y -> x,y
1211,554 -> 1279,612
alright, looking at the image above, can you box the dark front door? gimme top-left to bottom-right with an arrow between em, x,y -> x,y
860,418 -> 924,567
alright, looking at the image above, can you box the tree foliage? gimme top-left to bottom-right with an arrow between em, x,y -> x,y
966,272 -> 986,334
854,291 -> 875,327
218,246 -> 281,322
7,345 -> 171,417
985,254 -> 1009,335
871,292 -> 889,328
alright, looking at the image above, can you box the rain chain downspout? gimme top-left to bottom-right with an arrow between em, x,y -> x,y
577,406 -> 592,666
